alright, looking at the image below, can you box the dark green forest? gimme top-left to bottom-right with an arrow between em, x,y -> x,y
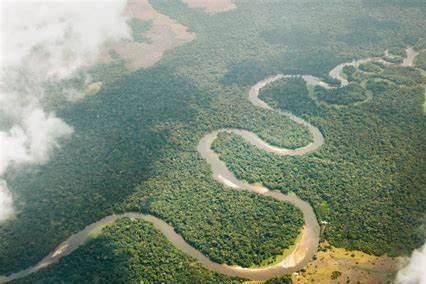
213,71 -> 425,255
314,83 -> 367,105
416,51 -> 426,70
12,218 -> 239,283
1,0 -> 425,282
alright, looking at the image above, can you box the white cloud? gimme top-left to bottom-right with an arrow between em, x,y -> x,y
0,181 -> 14,221
0,0 -> 130,222
396,243 -> 426,284
0,0 -> 130,76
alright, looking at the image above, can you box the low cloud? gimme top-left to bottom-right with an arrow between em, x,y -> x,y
396,243 -> 426,284
0,0 -> 130,222
0,181 -> 14,220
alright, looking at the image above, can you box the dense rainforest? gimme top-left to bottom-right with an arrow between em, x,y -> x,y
0,0 -> 425,282
214,65 -> 425,255
416,51 -> 426,70
12,218 -> 239,283
313,83 -> 367,106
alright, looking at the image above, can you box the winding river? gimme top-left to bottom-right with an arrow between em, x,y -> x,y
0,47 -> 419,283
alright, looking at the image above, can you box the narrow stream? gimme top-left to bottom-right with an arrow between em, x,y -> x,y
0,47 -> 418,283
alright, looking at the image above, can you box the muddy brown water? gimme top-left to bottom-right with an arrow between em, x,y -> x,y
0,47 -> 418,283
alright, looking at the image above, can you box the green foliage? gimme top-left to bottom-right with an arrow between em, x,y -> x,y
151,0 -> 426,87
127,18 -> 153,43
342,65 -> 358,82
314,83 -> 367,105
331,271 -> 342,280
373,65 -> 422,85
262,25 -> 327,48
388,47 -> 406,57
383,56 -> 403,64
129,168 -> 304,267
338,16 -> 398,46
265,276 -> 292,284
0,65 -> 204,274
1,0 -> 426,281
12,218 -> 238,283
358,62 -> 383,73
416,50 -> 426,70
213,76 -> 426,256
0,63 -> 307,274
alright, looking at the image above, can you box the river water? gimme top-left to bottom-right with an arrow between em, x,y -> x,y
0,47 -> 419,283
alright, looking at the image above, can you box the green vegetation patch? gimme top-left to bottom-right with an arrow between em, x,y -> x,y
130,164 -> 304,267
314,83 -> 367,105
359,62 -> 383,73
265,276 -> 292,284
127,18 -> 153,43
216,75 -> 426,256
0,64 -> 307,273
373,65 -> 422,85
331,270 -> 342,280
14,218 -> 238,283
415,50 -> 426,70
383,56 -> 404,64
342,65 -> 358,83
2,0 -> 426,279
388,47 -> 406,57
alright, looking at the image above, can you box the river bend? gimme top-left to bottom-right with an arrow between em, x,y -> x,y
0,46 -> 419,283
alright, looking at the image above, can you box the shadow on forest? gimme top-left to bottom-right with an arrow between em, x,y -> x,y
0,65 -> 208,274
16,235 -> 132,284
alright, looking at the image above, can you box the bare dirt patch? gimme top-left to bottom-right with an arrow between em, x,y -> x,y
182,0 -> 236,14
108,0 -> 195,71
291,243 -> 401,284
